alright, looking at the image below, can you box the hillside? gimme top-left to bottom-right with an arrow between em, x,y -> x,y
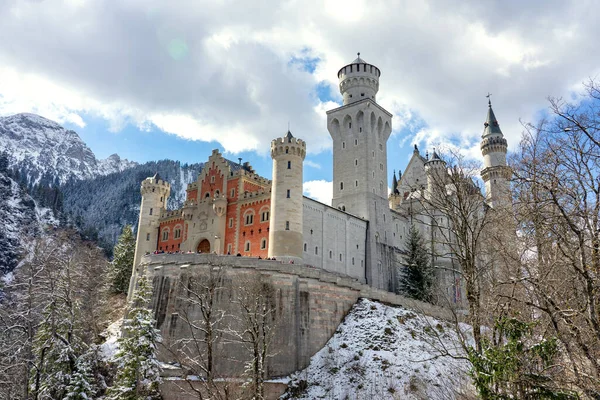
284,299 -> 473,400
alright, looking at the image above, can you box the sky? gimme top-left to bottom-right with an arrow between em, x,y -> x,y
1,0 -> 599,205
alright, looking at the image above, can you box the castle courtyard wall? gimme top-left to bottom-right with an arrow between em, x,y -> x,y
142,253 -> 451,382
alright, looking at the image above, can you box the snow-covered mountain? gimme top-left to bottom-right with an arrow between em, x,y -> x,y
0,113 -> 137,186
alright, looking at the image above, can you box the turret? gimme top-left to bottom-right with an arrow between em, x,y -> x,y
425,150 -> 447,200
268,131 -> 306,262
128,173 -> 170,299
337,53 -> 381,105
480,99 -> 511,208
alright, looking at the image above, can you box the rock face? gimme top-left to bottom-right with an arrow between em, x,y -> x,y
0,113 -> 137,186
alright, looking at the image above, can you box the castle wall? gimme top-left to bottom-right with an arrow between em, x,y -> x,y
142,253 -> 451,380
302,196 -> 368,282
237,198 -> 270,257
158,218 -> 184,252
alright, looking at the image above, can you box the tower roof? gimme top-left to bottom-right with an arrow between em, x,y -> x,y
285,130 -> 294,141
392,170 -> 399,194
483,99 -> 503,138
352,53 -> 367,64
430,150 -> 441,161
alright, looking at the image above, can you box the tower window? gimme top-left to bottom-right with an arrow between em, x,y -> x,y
342,142 -> 346,149
339,253 -> 343,261
152,188 -> 155,192
355,180 -> 358,187
287,161 -> 291,169
261,238 -> 267,249
149,208 -> 153,215
261,210 -> 269,222
287,189 -> 290,198
285,148 -> 289,154
349,122 -> 352,129
304,243 -> 307,252
359,128 -> 362,133
355,139 -> 358,145
329,250 -> 333,259
361,93 -> 364,97
352,257 -> 355,265
229,218 -> 233,228
315,246 -> 318,255
340,182 -> 344,190
231,188 -> 235,197
285,221 -> 290,230
211,176 -> 215,183
379,143 -> 383,150
146,233 -> 150,241
160,197 -> 163,202
355,159 -> 358,166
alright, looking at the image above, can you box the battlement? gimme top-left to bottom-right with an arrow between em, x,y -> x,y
141,176 -> 170,195
160,209 -> 183,220
239,189 -> 271,202
481,137 -> 508,155
271,135 -> 306,159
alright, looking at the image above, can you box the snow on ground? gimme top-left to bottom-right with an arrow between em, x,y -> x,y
283,299 -> 473,400
100,319 -> 123,360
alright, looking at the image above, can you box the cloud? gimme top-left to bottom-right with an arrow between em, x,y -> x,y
0,0 -> 599,157
304,160 -> 322,169
303,180 -> 332,205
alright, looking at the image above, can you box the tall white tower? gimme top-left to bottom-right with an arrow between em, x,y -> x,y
480,100 -> 511,208
128,173 -> 170,299
268,131 -> 306,263
327,54 -> 394,289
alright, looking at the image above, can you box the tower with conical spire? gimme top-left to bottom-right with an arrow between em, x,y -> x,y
480,98 -> 511,208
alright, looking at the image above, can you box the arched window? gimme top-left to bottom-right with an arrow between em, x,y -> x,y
161,228 -> 170,241
174,225 -> 182,239
205,192 -> 210,198
244,210 -> 255,226
260,238 -> 267,250
259,206 -> 270,222
215,190 -> 220,197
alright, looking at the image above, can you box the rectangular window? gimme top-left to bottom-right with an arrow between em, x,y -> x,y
229,218 -> 233,228
285,221 -> 290,230
227,244 -> 232,254
261,211 -> 269,222
245,242 -> 250,252
162,231 -> 168,241
230,188 -> 235,197
149,208 -> 153,215
174,229 -> 180,239
261,239 -> 267,249
287,161 -> 291,169
146,233 -> 150,241
286,189 -> 290,198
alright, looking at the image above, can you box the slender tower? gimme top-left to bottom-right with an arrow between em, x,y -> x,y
326,54 -> 393,289
480,99 -> 511,208
268,131 -> 306,263
128,173 -> 170,299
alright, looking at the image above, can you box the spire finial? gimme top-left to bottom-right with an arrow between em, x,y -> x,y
357,52 -> 360,58
486,92 -> 492,107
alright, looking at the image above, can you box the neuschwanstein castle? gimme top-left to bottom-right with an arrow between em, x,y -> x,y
129,55 -> 510,302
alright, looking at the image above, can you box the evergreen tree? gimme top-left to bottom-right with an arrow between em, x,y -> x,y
399,224 -> 434,302
107,273 -> 162,400
64,354 -> 95,400
109,225 -> 136,294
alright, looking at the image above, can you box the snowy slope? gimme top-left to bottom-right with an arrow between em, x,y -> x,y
0,113 -> 137,186
0,170 -> 58,274
283,299 -> 473,400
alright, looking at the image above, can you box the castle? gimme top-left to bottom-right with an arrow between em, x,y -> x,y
128,54 -> 510,302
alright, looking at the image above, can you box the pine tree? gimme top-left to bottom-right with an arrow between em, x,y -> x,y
64,355 -> 95,399
109,225 -> 136,294
107,273 -> 162,400
399,224 -> 434,302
